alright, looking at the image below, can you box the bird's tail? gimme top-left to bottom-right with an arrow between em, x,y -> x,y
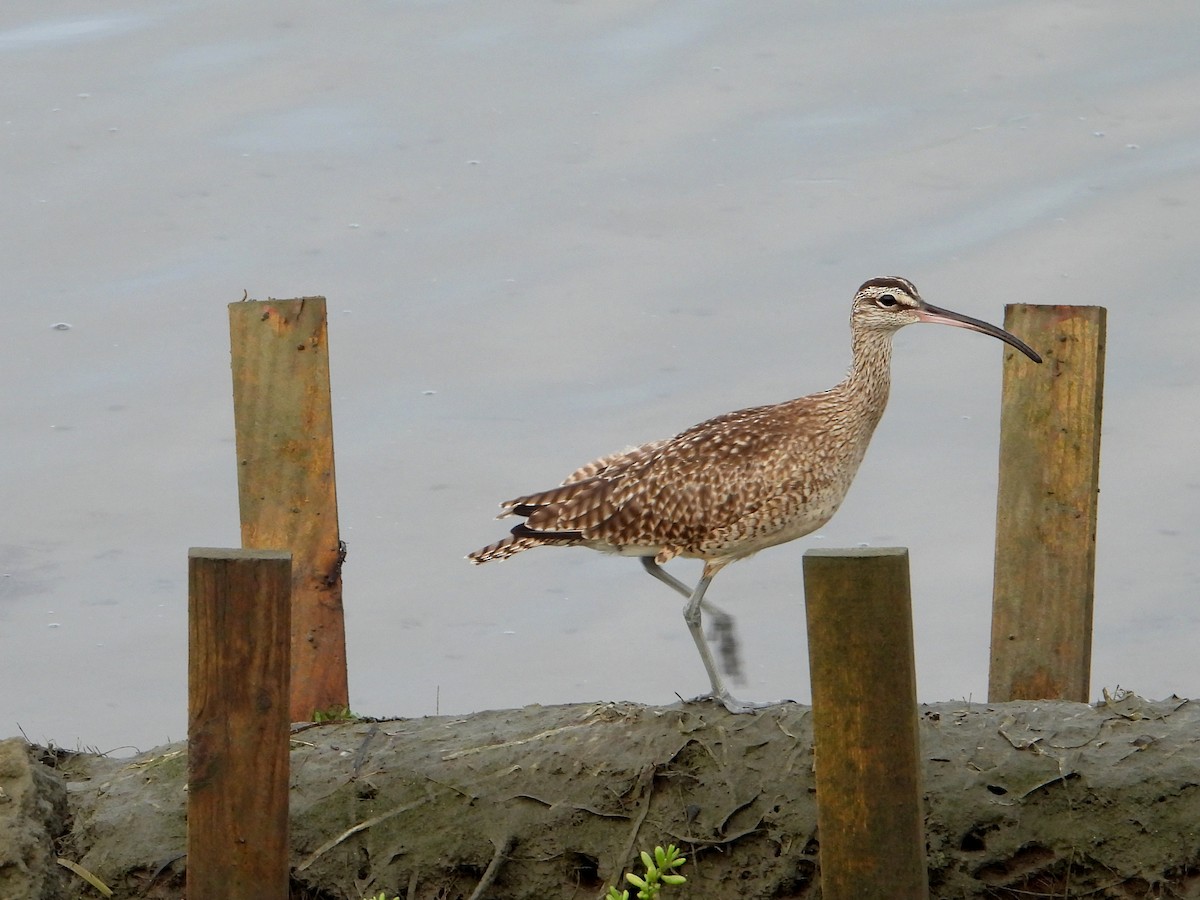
466,532 -> 544,564
467,523 -> 584,565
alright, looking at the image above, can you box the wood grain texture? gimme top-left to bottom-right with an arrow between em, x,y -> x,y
229,297 -> 348,721
188,548 -> 291,899
803,548 -> 928,900
990,305 -> 1106,703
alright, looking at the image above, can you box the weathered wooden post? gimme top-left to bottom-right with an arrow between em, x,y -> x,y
803,547 -> 928,900
188,548 -> 292,899
990,305 -> 1106,702
229,296 -> 349,722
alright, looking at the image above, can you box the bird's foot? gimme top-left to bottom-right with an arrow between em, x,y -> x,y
686,691 -> 785,715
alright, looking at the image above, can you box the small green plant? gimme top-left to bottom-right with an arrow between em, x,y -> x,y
605,844 -> 687,900
312,705 -> 359,723
360,893 -> 398,900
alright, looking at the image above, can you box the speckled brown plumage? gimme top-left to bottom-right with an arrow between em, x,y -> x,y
468,276 -> 1042,711
469,370 -> 889,569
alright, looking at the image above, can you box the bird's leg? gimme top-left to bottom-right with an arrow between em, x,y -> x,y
680,571 -> 761,714
640,555 -> 691,598
707,615 -> 743,684
640,557 -> 745,683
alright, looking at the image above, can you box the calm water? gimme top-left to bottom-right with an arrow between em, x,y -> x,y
2,1 -> 1199,753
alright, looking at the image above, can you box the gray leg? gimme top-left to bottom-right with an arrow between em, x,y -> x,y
640,557 -> 744,684
640,555 -> 692,599
682,575 -> 762,714
639,557 -> 758,714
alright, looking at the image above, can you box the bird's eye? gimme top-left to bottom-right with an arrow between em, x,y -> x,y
876,293 -> 897,307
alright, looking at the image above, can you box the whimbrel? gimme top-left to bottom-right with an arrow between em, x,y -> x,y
469,277 -> 1042,712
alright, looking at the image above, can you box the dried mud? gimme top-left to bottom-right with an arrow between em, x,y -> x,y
25,694 -> 1200,898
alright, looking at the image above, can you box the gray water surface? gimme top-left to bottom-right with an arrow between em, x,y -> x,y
3,1 -> 1198,753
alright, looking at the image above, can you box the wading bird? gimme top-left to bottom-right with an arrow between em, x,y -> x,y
469,277 -> 1042,712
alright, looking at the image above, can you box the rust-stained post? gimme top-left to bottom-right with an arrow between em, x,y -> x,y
989,305 -> 1105,703
229,296 -> 349,722
188,548 -> 291,899
803,547 -> 928,900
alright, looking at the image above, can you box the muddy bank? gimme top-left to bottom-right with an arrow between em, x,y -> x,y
10,694 -> 1200,898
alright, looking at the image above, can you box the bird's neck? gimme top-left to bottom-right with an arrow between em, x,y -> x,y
838,327 -> 894,425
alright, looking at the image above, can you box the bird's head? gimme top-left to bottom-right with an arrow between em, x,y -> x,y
851,276 -> 1042,363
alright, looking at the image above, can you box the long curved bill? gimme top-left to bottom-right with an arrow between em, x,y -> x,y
917,302 -> 1042,363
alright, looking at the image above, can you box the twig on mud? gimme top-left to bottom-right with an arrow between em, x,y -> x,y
993,879 -> 1130,897
352,723 -> 380,777
144,852 -> 187,891
126,749 -> 185,772
442,704 -> 640,762
415,769 -> 476,800
613,765 -> 657,882
1018,772 -> 1079,800
296,799 -> 427,872
441,721 -> 595,760
466,833 -> 517,900
57,858 -> 113,897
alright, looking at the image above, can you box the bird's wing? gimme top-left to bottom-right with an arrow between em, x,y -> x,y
500,398 -> 828,548
560,439 -> 668,484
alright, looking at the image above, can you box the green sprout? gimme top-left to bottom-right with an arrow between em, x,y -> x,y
605,844 -> 688,900
312,705 -> 359,723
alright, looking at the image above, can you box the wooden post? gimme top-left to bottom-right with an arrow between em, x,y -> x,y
229,296 -> 349,722
188,548 -> 292,899
803,548 -> 928,900
989,305 -> 1105,703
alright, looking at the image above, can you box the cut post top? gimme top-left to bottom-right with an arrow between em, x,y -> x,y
189,547 -> 293,562
803,547 -> 909,560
